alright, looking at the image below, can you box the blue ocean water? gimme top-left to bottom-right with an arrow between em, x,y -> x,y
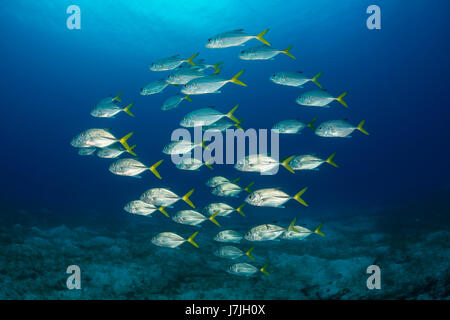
0,0 -> 449,299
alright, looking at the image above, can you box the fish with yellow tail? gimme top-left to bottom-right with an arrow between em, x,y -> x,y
239,45 -> 295,60
140,188 -> 195,209
180,105 -> 241,127
109,158 -> 163,179
152,231 -> 199,248
235,154 -> 296,175
245,218 -> 301,241
296,90 -> 348,108
181,70 -> 246,95
245,188 -> 308,208
172,210 -> 221,227
315,120 -> 369,138
289,153 -> 338,171
124,200 -> 169,218
228,263 -> 270,277
215,246 -> 255,260
270,71 -> 323,88
70,129 -> 136,156
281,222 -> 325,240
206,29 -> 270,48
150,52 -> 199,71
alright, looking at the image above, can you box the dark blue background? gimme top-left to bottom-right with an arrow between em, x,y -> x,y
1,0 -> 449,222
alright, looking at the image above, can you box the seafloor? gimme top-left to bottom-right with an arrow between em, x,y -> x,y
0,198 -> 449,300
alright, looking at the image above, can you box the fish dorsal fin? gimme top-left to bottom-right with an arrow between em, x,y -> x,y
321,89 -> 327,92
171,54 -> 180,58
230,28 -> 244,33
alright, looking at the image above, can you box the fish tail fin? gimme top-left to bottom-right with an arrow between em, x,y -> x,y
357,120 -> 369,135
187,231 -> 199,248
311,72 -> 323,88
212,62 -> 223,74
282,45 -> 295,59
260,264 -> 270,275
287,217 -> 301,233
127,144 -> 137,156
119,132 -> 137,156
186,52 -> 199,66
314,222 -> 325,237
114,91 -> 124,102
208,210 -> 221,227
182,189 -> 195,208
236,203 -> 246,217
281,155 -> 295,174
204,159 -> 214,170
229,70 -> 247,87
123,102 -> 135,117
184,95 -> 192,102
306,117 -> 317,131
201,140 -> 210,150
293,187 -> 308,207
336,91 -> 348,108
255,29 -> 270,46
149,159 -> 163,179
158,206 -> 170,218
326,153 -> 338,168
226,104 -> 240,123
232,177 -> 241,183
245,247 -> 255,261
244,182 -> 254,193
233,118 -> 244,130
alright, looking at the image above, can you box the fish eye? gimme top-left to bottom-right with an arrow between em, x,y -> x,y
208,38 -> 211,42
241,51 -> 244,54
319,126 -> 323,129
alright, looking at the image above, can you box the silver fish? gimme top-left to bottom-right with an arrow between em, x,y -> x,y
212,181 -> 253,198
214,246 -> 255,260
167,68 -> 206,85
203,203 -> 245,217
234,154 -> 295,174
91,102 -> 134,118
77,147 -> 96,156
172,210 -> 220,227
272,118 -> 316,134
315,120 -> 369,138
163,140 -> 207,155
109,158 -> 163,179
151,231 -> 199,248
150,53 -> 198,71
206,29 -> 270,48
96,144 -> 136,159
239,45 -> 295,60
245,218 -> 299,241
161,94 -> 192,111
214,230 -> 243,243
228,263 -> 269,276
270,71 -> 322,88
180,105 -> 240,127
123,200 -> 169,217
140,79 -> 170,95
245,188 -> 308,208
296,90 -> 348,108
281,223 -> 325,240
176,158 -> 213,171
140,188 -> 195,208
289,153 -> 338,170
181,70 -> 246,95
206,176 -> 231,188
70,129 -> 136,155
95,91 -> 123,106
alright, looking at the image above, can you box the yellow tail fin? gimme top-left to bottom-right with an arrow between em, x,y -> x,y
336,91 -> 348,108
149,159 -> 163,179
186,52 -> 199,66
307,117 -> 317,131
245,247 -> 255,261
201,140 -> 210,150
182,189 -> 195,208
226,104 -> 240,123
114,91 -> 124,102
212,62 -> 223,74
229,70 -> 247,87
184,95 -> 192,102
287,217 -> 301,233
244,182 -> 254,193
255,29 -> 270,46
326,153 -> 338,168
357,120 -> 369,135
281,156 -> 295,174
123,102 -> 135,117
208,210 -> 221,227
233,118 -> 244,130
260,264 -> 270,275
204,159 -> 214,170
236,203 -> 246,217
312,72 -> 323,88
282,45 -> 295,59
232,177 -> 241,183
187,231 -> 199,248
158,206 -> 170,218
293,187 -> 308,207
314,222 -> 325,237
127,144 -> 137,156
119,132 -> 136,156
